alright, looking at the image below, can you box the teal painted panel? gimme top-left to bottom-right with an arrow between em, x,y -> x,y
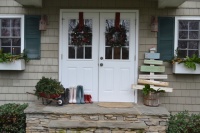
157,17 -> 175,61
145,53 -> 160,59
144,60 -> 163,65
25,15 -> 41,59
140,65 -> 165,73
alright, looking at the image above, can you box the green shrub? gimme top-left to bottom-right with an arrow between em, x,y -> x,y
0,103 -> 28,133
167,111 -> 200,133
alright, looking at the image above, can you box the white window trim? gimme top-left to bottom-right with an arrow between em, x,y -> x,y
0,14 -> 24,53
174,16 -> 200,57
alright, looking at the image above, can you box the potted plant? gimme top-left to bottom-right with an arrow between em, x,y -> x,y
142,84 -> 165,107
34,77 -> 65,99
171,49 -> 200,74
0,49 -> 29,70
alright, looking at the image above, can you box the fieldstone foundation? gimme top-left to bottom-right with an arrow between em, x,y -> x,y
25,102 -> 169,133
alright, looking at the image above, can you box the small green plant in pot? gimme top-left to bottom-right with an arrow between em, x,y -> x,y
35,76 -> 65,99
142,84 -> 165,107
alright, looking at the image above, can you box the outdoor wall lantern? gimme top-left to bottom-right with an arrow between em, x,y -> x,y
151,16 -> 158,32
39,15 -> 48,31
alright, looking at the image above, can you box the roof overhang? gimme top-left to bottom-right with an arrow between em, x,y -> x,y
14,0 -> 187,8
158,0 -> 187,8
14,0 -> 42,7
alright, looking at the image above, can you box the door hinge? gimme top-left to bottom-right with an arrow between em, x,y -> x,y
61,54 -> 63,59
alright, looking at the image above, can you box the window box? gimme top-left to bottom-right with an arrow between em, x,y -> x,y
0,60 -> 25,70
173,62 -> 200,74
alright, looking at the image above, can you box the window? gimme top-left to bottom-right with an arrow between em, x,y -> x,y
0,15 -> 24,55
175,17 -> 200,58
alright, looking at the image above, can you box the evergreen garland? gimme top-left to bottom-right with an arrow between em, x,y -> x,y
70,24 -> 92,47
106,25 -> 127,47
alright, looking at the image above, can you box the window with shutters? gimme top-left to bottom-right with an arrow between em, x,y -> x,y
0,15 -> 24,55
175,17 -> 200,58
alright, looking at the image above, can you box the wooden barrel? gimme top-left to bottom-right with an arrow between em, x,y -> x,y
143,92 -> 160,107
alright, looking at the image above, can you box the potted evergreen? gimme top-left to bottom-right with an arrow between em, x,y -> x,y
35,76 -> 65,99
142,84 -> 165,107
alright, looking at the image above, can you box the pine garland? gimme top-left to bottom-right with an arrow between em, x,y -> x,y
70,24 -> 92,47
106,25 -> 127,47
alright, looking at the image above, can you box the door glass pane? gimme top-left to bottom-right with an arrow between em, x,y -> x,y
105,19 -> 130,60
85,47 -> 91,59
122,47 -> 129,59
68,47 -> 75,59
105,47 -> 112,59
68,19 -> 92,59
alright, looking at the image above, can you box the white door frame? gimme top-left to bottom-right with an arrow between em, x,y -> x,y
59,9 -> 139,103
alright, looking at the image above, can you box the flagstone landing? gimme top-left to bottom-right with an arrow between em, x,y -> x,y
25,101 -> 169,133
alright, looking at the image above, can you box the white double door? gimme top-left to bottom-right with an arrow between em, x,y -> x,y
60,11 -> 137,102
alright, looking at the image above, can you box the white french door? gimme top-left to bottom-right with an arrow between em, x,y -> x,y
60,10 -> 137,102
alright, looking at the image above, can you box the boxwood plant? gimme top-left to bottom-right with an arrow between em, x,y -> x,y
0,103 -> 28,133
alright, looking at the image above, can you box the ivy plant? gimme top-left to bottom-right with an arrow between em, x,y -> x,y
142,84 -> 165,96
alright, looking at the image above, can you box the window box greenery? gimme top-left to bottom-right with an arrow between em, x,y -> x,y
0,50 -> 29,70
172,54 -> 200,74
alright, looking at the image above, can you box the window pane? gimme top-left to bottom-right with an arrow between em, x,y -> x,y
105,47 -> 112,59
189,31 -> 198,39
178,41 -> 187,49
178,50 -> 187,58
179,31 -> 188,39
188,50 -> 198,57
68,47 -> 75,59
77,47 -> 83,59
85,47 -> 91,59
1,28 -> 10,36
12,19 -> 20,27
189,21 -> 199,30
1,47 -> 11,53
179,20 -> 188,30
1,38 -> 11,46
122,47 -> 129,59
12,47 -> 20,55
12,28 -> 20,36
13,39 -> 21,46
2,19 -> 10,27
114,47 -> 120,59
189,41 -> 198,49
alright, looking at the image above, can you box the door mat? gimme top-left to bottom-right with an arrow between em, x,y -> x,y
98,102 -> 134,108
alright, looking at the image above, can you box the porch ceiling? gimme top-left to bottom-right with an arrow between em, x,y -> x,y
14,0 -> 187,8
14,0 -> 42,7
158,0 -> 187,8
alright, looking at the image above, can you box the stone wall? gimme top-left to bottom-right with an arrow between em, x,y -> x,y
26,113 -> 168,133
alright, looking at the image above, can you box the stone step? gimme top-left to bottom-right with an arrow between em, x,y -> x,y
49,120 -> 147,129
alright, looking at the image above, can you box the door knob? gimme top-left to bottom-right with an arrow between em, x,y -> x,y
100,63 -> 103,67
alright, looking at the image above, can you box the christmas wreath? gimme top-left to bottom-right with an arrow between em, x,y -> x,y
70,24 -> 92,47
106,24 -> 127,47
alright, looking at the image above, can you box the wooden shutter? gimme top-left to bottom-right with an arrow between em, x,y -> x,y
25,15 -> 41,59
157,17 -> 175,61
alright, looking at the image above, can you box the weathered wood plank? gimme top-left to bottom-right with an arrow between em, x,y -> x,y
145,53 -> 160,59
144,60 -> 163,65
138,79 -> 169,87
131,84 -> 173,92
140,66 -> 165,73
139,74 -> 168,79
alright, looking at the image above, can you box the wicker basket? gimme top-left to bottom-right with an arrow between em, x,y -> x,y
143,92 -> 160,107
